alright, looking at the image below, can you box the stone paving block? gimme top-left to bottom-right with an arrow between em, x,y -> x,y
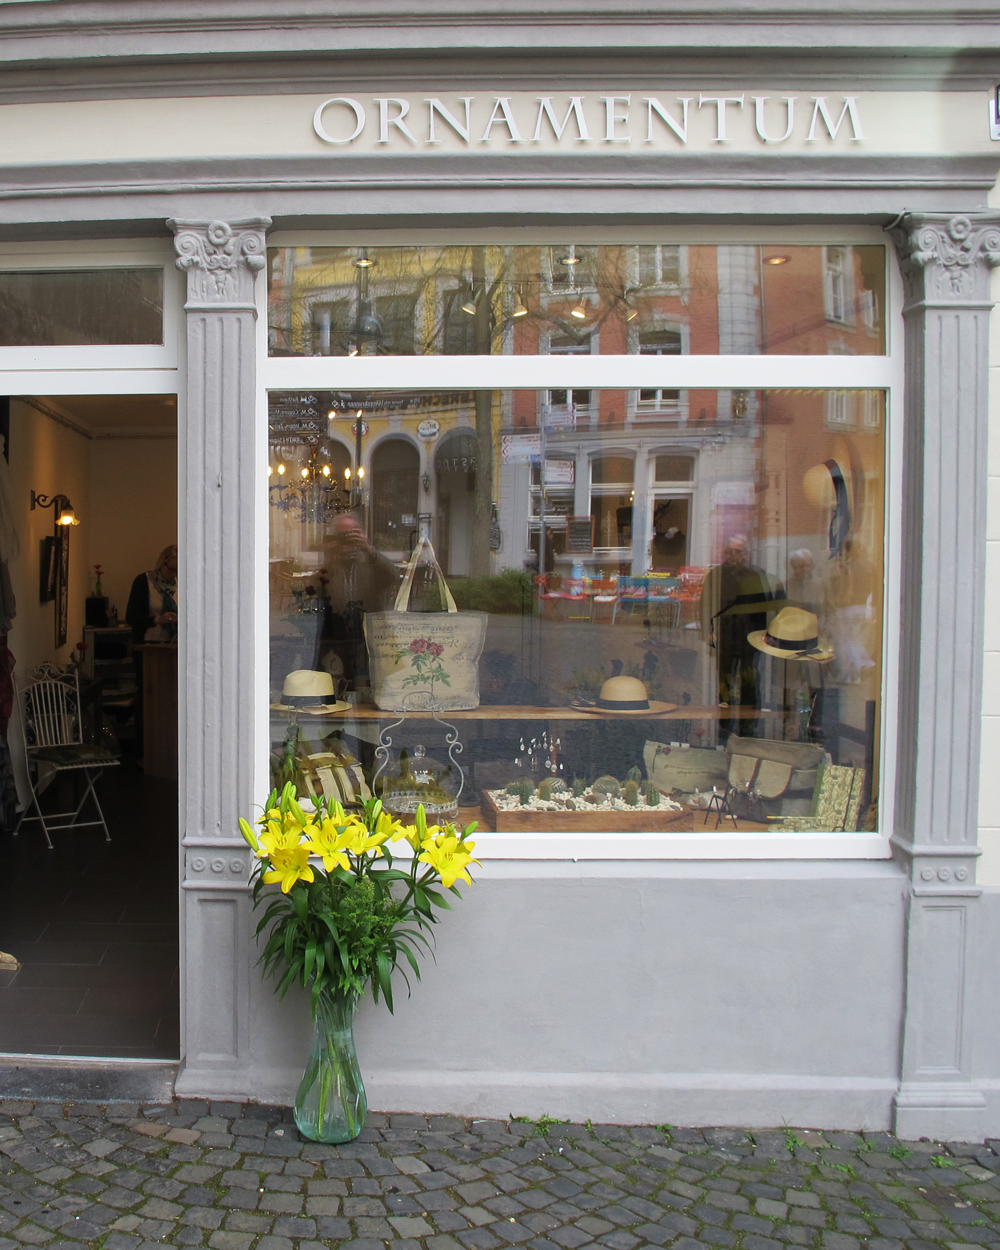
208,1236 -> 255,1250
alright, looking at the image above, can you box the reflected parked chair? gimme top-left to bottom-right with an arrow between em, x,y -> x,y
15,662 -> 120,849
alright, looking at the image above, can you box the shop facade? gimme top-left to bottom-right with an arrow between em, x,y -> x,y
0,2 -> 999,1138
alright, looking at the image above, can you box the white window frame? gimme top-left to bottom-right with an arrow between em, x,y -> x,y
261,226 -> 902,862
0,240 -> 180,382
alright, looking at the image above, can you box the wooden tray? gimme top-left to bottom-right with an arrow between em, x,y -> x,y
480,790 -> 694,832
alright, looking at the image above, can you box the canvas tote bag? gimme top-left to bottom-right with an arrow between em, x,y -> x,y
364,536 -> 487,711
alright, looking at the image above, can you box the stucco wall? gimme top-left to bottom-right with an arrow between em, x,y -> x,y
218,864 -> 908,1128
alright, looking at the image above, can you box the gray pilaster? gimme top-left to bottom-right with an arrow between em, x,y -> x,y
168,217 -> 271,1096
889,212 -> 1000,1140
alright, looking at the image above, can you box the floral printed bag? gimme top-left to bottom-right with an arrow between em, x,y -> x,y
365,536 -> 487,711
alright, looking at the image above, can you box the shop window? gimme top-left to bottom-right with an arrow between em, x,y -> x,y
268,385 -> 886,846
267,244 -> 885,358
0,268 -> 163,346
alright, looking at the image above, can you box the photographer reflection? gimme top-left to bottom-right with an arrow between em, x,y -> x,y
321,513 -> 399,690
700,534 -> 785,731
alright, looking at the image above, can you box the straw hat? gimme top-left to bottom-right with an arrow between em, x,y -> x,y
748,607 -> 834,663
581,675 -> 677,716
273,669 -> 351,714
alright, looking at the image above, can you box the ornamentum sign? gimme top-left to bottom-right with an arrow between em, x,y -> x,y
312,93 -> 866,149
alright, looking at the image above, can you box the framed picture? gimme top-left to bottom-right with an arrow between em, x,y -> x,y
55,530 -> 69,648
39,535 -> 56,603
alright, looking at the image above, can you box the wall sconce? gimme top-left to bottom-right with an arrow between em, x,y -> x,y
31,491 -> 80,526
31,490 -> 79,647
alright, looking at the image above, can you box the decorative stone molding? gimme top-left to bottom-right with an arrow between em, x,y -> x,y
890,211 -> 1000,305
889,210 -> 997,1141
169,217 -> 269,308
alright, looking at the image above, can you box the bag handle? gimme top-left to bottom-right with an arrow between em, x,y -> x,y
394,534 -> 458,614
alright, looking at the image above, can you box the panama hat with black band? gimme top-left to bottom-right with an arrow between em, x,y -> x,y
748,607 -> 834,663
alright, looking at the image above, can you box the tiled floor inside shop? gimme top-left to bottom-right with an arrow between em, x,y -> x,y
0,766 -> 179,1059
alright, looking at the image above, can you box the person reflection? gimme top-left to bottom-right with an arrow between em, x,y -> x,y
786,549 -> 824,617
824,537 -> 878,685
700,534 -> 783,722
321,513 -> 399,690
125,543 -> 178,765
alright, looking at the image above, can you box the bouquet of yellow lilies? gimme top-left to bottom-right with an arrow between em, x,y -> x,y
239,783 -> 478,1013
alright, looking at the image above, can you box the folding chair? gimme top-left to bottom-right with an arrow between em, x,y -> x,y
15,662 -> 120,848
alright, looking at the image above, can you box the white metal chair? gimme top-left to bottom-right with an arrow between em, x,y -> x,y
15,661 -> 120,848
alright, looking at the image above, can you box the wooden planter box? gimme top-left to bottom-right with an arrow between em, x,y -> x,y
481,790 -> 693,832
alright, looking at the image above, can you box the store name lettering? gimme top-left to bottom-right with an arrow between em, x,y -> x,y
312,94 -> 865,148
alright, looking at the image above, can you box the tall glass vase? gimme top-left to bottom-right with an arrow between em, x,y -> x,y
293,989 -> 367,1143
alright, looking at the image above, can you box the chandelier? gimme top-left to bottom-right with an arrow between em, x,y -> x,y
269,446 -> 353,524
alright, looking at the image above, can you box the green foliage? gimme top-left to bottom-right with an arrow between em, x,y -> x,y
784,1128 -> 807,1151
624,780 -> 640,806
426,568 -> 535,615
886,1144 -> 911,1160
509,1112 -> 569,1138
930,1154 -> 951,1168
645,781 -> 661,806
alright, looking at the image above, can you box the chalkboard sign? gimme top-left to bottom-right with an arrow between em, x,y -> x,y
566,515 -> 595,554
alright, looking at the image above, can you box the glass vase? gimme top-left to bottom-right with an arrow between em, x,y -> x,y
293,989 -> 367,1143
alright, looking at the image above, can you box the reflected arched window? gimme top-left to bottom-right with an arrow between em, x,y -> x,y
371,438 -> 419,554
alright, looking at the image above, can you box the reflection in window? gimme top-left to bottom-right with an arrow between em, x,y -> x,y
0,268 -> 163,346
267,244 -> 886,357
268,387 -> 884,837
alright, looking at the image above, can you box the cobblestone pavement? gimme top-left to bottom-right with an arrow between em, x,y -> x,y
3,1100 -> 1000,1250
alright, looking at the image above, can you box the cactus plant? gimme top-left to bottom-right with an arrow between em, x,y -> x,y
515,780 -> 535,805
624,779 -> 640,806
505,781 -> 523,796
537,779 -> 554,802
645,781 -> 661,806
592,774 -> 621,797
627,765 -> 642,784
572,777 -> 587,798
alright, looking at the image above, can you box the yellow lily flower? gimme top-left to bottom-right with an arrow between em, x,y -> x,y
340,820 -> 387,857
262,845 -> 315,893
419,834 -> 479,889
374,810 -> 408,844
303,816 -> 352,873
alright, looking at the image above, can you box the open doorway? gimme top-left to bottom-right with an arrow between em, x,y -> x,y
0,395 -> 179,1059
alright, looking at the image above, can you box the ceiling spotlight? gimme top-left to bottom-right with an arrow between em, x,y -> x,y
348,347 -> 359,357
327,408 -> 337,419
512,292 -> 529,318
764,255 -> 790,265
354,252 -> 375,268
624,304 -> 639,322
461,291 -> 479,315
570,299 -> 588,320
558,254 -> 581,266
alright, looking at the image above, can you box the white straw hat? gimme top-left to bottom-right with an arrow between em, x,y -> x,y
274,670 -> 351,714
748,607 -> 834,662
581,675 -> 677,716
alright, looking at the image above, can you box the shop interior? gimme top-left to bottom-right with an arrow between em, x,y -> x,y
0,394 -> 179,1060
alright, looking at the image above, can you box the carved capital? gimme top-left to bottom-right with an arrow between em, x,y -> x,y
889,212 -> 1000,306
168,217 -> 271,308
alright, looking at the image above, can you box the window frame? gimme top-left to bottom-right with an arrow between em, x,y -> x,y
260,227 -> 901,861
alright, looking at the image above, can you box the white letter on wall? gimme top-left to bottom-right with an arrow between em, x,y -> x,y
806,97 -> 865,142
532,97 -> 592,142
698,94 -> 745,142
752,96 -> 796,144
425,98 -> 473,144
601,95 -> 631,142
480,97 -> 523,142
313,97 -> 366,145
375,98 -> 418,144
643,97 -> 691,144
